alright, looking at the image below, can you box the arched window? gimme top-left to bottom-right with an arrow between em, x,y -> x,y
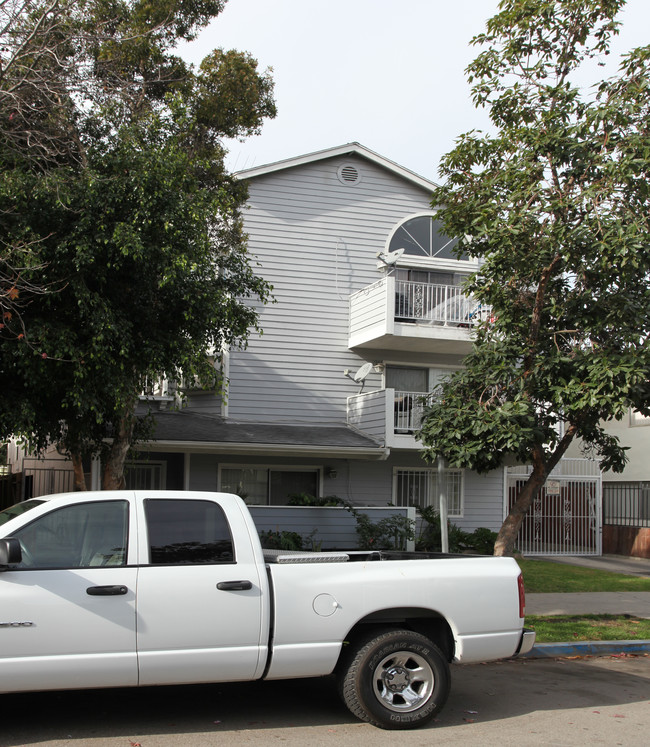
388,214 -> 467,261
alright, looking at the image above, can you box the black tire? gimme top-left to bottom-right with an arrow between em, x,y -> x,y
338,628 -> 450,730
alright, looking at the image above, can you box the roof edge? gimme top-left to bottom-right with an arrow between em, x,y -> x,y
140,439 -> 390,460
234,142 -> 438,192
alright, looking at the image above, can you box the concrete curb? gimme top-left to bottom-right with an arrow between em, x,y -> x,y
523,640 -> 650,658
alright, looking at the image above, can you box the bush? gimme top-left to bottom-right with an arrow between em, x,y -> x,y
259,529 -> 304,551
287,493 -> 343,507
416,506 -> 496,555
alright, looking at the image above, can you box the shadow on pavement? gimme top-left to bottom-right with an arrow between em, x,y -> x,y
2,656 -> 649,745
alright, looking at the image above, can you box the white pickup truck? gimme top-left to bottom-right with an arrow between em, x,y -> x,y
0,490 -> 534,729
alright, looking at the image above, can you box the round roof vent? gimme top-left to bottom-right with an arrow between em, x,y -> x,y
337,163 -> 361,185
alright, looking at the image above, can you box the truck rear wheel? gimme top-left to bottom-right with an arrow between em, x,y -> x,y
338,629 -> 450,730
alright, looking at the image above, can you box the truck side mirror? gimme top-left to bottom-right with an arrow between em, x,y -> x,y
0,538 -> 22,569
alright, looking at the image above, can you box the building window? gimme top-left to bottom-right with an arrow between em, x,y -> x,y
220,466 -> 320,505
125,461 -> 166,490
394,468 -> 463,517
388,214 -> 468,261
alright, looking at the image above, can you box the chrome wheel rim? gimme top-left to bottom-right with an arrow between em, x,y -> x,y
372,650 -> 434,712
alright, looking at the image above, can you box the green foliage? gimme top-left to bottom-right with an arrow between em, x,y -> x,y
418,0 -> 650,554
416,506 -> 497,554
258,530 -> 304,552
0,1 -> 276,478
287,493 -> 343,507
526,614 -> 650,643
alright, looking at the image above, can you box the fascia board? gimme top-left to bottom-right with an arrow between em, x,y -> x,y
234,142 -> 438,193
139,440 -> 390,460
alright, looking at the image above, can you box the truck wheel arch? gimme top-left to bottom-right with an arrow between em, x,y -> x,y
339,608 -> 455,664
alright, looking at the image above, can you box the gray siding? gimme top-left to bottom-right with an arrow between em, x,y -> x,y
249,506 -> 415,550
227,155 -> 433,424
177,151 -> 506,536
457,469 -> 505,532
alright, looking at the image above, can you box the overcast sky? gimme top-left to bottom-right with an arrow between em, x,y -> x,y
180,0 -> 650,182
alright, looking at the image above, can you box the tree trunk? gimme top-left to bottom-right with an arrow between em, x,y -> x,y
102,409 -> 135,490
494,465 -> 547,556
71,453 -> 87,491
494,426 -> 579,556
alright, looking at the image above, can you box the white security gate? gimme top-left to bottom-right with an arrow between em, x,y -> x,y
506,459 -> 601,555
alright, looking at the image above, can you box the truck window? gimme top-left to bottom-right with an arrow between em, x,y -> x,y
10,501 -> 128,569
144,499 -> 234,565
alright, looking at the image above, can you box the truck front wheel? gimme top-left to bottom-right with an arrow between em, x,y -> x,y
338,629 -> 450,730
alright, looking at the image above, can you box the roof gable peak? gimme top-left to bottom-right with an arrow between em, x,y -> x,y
234,143 -> 438,192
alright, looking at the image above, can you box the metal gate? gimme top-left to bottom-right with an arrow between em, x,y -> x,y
507,459 -> 601,555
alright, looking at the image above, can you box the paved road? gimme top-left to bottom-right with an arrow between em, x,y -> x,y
2,654 -> 649,747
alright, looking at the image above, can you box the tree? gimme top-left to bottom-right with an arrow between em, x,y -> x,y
418,0 -> 650,555
0,0 -> 276,488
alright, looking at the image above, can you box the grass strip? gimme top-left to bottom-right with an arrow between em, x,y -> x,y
526,614 -> 650,643
516,559 -> 650,594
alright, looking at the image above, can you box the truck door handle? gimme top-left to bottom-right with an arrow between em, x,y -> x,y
217,580 -> 252,591
86,585 -> 128,596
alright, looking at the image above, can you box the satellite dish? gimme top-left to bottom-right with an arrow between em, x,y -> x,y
343,362 -> 374,392
376,248 -> 405,270
353,362 -> 373,382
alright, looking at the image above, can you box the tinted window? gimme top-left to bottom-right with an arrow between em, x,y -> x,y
11,501 -> 128,568
144,499 -> 234,565
389,216 -> 467,260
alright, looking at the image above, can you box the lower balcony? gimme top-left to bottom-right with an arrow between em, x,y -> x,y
349,276 -> 489,354
347,387 -> 435,449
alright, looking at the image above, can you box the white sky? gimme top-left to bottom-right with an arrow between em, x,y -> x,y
180,0 -> 650,182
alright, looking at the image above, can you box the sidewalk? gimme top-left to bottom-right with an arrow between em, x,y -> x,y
522,554 -> 650,658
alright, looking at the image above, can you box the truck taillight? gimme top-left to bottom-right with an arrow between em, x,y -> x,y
517,573 -> 526,618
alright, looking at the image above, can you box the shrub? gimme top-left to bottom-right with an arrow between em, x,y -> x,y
259,529 -> 304,551
416,506 -> 496,555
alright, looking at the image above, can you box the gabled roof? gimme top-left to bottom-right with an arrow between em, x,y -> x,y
234,142 -> 438,192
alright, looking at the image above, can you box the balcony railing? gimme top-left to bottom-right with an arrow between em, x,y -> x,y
395,280 -> 487,326
349,277 -> 490,354
347,387 -> 438,447
394,390 -> 436,434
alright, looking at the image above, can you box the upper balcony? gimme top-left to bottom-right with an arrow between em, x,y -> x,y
349,276 -> 487,354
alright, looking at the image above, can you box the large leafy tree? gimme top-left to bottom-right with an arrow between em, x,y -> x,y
0,0 -> 276,488
418,0 -> 650,555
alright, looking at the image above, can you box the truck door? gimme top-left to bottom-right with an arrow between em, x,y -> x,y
136,497 -> 265,686
0,499 -> 138,692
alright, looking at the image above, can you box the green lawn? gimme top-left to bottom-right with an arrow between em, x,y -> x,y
516,558 -> 650,594
516,559 -> 650,642
526,614 -> 650,643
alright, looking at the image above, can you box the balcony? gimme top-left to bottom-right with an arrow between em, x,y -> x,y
349,276 -> 487,354
347,387 -> 436,450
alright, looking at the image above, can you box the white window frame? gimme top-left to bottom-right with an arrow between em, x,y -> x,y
392,467 -> 464,518
385,211 -> 478,274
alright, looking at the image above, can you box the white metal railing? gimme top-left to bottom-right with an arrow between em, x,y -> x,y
508,458 -> 601,478
394,280 -> 489,326
394,390 -> 435,433
140,377 -> 175,399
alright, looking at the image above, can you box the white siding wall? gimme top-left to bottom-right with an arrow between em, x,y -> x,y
178,153 -> 506,535
228,155 -> 432,424
457,469 -> 505,532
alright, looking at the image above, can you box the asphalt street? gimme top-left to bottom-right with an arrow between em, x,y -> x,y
2,654 -> 649,747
